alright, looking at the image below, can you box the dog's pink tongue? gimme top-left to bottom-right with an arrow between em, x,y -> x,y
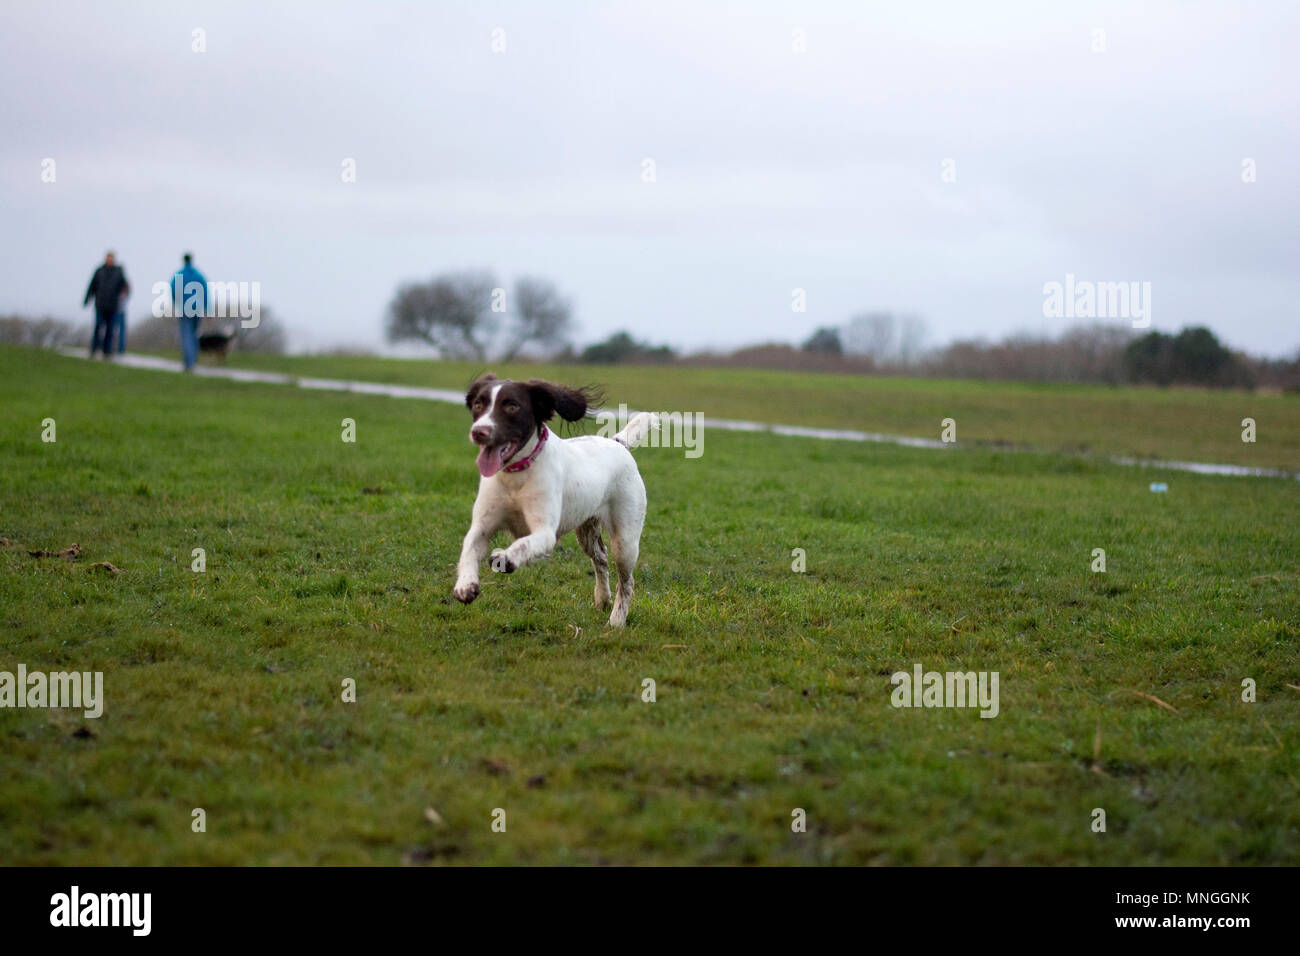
477,446 -> 506,478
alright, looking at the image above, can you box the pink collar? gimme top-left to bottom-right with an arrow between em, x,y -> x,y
504,425 -> 548,472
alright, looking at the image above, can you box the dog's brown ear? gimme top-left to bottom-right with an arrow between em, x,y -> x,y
526,380 -> 601,423
465,373 -> 498,410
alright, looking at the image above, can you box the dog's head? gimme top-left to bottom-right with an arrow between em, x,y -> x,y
464,374 -> 597,478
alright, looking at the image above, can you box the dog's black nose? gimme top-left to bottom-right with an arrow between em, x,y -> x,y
470,425 -> 492,445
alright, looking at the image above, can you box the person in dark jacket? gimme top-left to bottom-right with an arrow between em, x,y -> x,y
84,252 -> 130,358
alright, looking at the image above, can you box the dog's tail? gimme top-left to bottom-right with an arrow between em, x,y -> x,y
613,411 -> 659,449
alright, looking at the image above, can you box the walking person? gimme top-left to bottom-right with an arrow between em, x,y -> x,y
171,252 -> 208,371
83,251 -> 129,359
112,288 -> 128,354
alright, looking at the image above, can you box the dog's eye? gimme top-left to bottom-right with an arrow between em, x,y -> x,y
504,402 -> 519,413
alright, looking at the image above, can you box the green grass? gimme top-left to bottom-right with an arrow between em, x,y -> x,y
226,352 -> 1300,472
1,343 -> 1297,865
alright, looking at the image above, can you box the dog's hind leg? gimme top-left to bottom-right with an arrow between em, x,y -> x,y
608,528 -> 639,628
607,501 -> 645,628
575,517 -> 611,610
607,474 -> 647,628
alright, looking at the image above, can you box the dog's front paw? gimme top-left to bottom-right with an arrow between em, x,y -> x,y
453,580 -> 480,604
489,548 -> 516,574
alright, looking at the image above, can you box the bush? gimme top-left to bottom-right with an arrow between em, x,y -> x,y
802,326 -> 843,354
1123,327 -> 1252,387
580,331 -> 674,364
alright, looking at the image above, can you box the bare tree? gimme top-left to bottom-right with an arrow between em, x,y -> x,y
235,306 -> 288,354
116,307 -> 287,354
897,313 -> 928,366
842,312 -> 896,361
921,322 -> 1136,383
385,270 -> 499,359
0,315 -> 86,348
127,313 -> 181,350
504,276 -> 573,359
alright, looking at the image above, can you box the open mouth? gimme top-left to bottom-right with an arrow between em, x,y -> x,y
475,440 -> 517,478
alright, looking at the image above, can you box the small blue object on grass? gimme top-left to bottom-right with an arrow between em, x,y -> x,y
1149,482 -> 1168,493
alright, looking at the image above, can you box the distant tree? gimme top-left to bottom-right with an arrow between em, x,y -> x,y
1172,326 -> 1232,381
916,322 -> 1136,384
1245,347 -> 1300,392
1123,326 -> 1249,387
504,276 -> 573,359
1058,323 -> 1136,384
842,312 -> 896,360
0,315 -> 85,349
580,330 -> 674,364
120,307 -> 288,355
235,306 -> 288,354
801,326 -> 843,354
897,313 -> 928,365
128,313 -> 181,351
385,271 -> 499,360
581,331 -> 640,364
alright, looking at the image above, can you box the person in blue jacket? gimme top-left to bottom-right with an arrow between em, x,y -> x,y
172,252 -> 207,371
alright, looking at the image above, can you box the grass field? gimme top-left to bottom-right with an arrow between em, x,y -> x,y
1,343 -> 1297,865
226,353 -> 1300,472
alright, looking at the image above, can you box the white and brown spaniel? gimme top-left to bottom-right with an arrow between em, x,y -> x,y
453,374 -> 656,627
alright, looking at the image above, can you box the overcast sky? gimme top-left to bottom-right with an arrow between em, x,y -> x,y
2,0 -> 1296,356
